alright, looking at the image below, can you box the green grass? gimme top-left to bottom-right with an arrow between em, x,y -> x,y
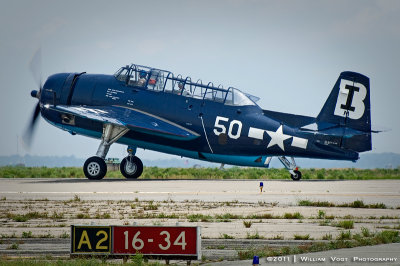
21,231 -> 33,238
299,199 -> 387,209
337,230 -> 352,240
246,231 -> 263,239
335,220 -> 354,229
37,233 -> 54,238
94,213 -> 111,219
7,243 -> 19,250
60,232 -> 70,239
317,210 -> 326,219
271,234 -> 284,240
243,220 -> 253,228
215,213 -> 242,220
220,233 -> 234,239
361,227 -> 371,237
238,230 -> 400,260
143,201 -> 159,211
245,213 -> 278,219
319,219 -> 332,226
185,212 -> 296,222
337,200 -> 387,209
72,195 -> 81,202
51,212 -> 64,220
322,233 -> 332,240
187,214 -> 212,222
283,212 -> 303,219
0,209 -> 296,222
6,212 -> 48,222
299,200 -> 336,207
76,213 -> 91,219
293,234 -> 310,240
1,166 -> 400,179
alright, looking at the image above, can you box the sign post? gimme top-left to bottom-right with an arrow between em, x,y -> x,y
71,225 -> 201,262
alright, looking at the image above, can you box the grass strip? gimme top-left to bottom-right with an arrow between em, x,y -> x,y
1,166 -> 400,180
299,199 -> 387,209
238,230 -> 400,260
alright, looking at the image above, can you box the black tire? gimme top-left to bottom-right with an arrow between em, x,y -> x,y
290,170 -> 302,181
83,156 -> 107,180
120,156 -> 143,179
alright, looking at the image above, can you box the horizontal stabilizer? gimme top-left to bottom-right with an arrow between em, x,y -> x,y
263,109 -> 316,128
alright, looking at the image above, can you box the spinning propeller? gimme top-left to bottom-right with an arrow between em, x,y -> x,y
23,48 -> 43,148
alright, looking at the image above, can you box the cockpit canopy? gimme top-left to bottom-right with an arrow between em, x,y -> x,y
114,64 -> 257,107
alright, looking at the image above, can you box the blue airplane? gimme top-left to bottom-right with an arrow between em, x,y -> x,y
26,62 -> 373,180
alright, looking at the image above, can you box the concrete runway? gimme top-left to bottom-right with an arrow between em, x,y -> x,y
1,178 -> 400,207
1,178 -> 399,264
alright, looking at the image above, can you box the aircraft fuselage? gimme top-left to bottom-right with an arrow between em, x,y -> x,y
40,72 -> 359,168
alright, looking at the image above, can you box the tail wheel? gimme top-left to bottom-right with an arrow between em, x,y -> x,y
120,156 -> 143,179
290,170 -> 302,181
83,156 -> 107,180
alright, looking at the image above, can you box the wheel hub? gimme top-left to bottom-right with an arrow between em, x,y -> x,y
125,160 -> 137,175
87,162 -> 100,176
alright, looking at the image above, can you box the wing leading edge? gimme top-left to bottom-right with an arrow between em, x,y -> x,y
50,105 -> 200,141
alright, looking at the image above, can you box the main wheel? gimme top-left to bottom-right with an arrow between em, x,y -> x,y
290,170 -> 302,181
120,156 -> 143,179
83,156 -> 107,180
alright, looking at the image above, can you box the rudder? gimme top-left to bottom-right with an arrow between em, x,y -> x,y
317,71 -> 371,152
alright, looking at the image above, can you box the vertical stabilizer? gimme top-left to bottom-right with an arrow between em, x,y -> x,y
317,71 -> 371,152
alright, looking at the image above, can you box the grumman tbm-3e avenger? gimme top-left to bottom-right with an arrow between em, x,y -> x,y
26,60 -> 374,181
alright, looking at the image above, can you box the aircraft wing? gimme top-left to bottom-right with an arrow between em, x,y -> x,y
51,105 -> 200,140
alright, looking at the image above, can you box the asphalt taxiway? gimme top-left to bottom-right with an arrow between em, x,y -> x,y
1,179 -> 399,207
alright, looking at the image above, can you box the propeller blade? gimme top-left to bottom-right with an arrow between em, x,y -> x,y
29,47 -> 42,90
23,103 -> 41,148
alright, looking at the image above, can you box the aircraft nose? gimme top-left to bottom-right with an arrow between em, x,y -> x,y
40,73 -> 70,105
31,90 -> 39,99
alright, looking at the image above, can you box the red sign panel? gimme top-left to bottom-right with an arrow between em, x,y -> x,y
113,226 -> 198,256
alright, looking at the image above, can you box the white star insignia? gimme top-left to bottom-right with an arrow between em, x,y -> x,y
266,125 -> 292,151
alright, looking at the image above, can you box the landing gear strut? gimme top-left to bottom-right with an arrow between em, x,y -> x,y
278,156 -> 302,181
83,124 -> 128,180
120,146 -> 143,179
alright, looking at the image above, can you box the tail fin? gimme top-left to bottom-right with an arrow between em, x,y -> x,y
317,71 -> 371,152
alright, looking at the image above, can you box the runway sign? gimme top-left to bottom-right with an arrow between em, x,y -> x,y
71,225 -> 201,260
71,225 -> 112,254
113,226 -> 199,256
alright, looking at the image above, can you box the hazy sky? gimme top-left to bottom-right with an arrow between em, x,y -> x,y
0,0 -> 399,161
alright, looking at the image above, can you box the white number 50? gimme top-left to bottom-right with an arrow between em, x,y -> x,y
213,116 -> 242,139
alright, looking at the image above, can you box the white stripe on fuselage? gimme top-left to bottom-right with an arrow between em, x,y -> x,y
248,127 -> 264,140
248,126 -> 308,150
